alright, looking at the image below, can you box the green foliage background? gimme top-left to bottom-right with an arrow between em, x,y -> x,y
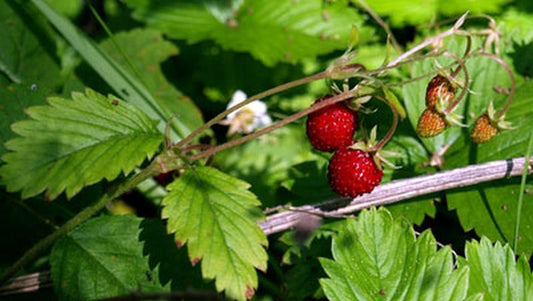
1,0 -> 533,300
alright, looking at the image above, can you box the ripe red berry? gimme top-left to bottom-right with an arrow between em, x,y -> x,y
416,108 -> 447,138
426,75 -> 456,108
471,114 -> 499,144
327,148 -> 383,198
306,96 -> 358,152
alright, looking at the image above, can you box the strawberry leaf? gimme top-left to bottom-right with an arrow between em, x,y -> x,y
162,166 -> 268,300
462,237 -> 533,300
319,208 -> 468,301
51,215 -> 207,300
127,0 -> 374,66
0,89 -> 163,200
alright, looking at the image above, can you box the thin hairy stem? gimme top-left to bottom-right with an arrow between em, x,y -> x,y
188,89 -> 365,161
371,95 -> 399,151
443,51 -> 470,114
174,71 -> 329,150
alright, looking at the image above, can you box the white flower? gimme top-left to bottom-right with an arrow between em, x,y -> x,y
221,90 -> 272,135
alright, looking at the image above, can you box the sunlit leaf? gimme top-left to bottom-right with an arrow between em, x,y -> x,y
0,89 -> 163,199
162,166 -> 267,300
128,0 -> 374,66
320,208 -> 468,301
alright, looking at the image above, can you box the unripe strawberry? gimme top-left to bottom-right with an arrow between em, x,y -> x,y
306,96 -> 358,152
471,114 -> 499,144
416,108 -> 447,138
426,75 -> 456,108
327,148 -> 383,198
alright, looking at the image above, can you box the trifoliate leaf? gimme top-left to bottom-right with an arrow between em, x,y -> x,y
462,237 -> 533,300
162,166 -> 268,301
51,215 -> 207,300
0,88 -> 163,200
319,208 -> 468,301
128,0 -> 374,66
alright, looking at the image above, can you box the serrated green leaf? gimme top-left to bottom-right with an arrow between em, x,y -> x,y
29,0 -> 194,140
0,89 -> 163,200
162,166 -> 267,300
51,215 -> 207,300
319,208 -> 468,301
128,0 -> 374,66
462,237 -> 533,300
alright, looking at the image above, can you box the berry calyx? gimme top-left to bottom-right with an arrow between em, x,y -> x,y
426,74 -> 456,108
416,108 -> 447,138
306,95 -> 358,152
327,147 -> 383,198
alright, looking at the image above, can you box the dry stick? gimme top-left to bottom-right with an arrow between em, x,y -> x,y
260,156 -> 532,235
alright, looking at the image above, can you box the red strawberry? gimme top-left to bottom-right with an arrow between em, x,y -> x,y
416,108 -> 447,138
426,75 -> 456,108
327,148 -> 383,198
306,96 -> 358,152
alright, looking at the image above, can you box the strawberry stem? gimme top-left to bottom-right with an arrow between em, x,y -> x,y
371,95 -> 399,152
443,51 -> 470,114
173,71 -> 330,150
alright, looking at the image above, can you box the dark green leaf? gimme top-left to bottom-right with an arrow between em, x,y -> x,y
128,0 -> 374,66
0,89 -> 163,200
98,29 -> 204,140
0,1 -> 61,86
51,215 -> 208,300
162,166 -> 267,300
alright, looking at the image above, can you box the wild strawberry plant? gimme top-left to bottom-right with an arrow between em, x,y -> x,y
1,0 -> 533,300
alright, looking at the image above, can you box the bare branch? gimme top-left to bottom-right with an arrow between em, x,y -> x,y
261,156 -> 532,235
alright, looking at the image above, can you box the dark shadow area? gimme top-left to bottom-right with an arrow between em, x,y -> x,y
509,40 -> 533,78
138,218 -> 213,292
415,194 -> 479,257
